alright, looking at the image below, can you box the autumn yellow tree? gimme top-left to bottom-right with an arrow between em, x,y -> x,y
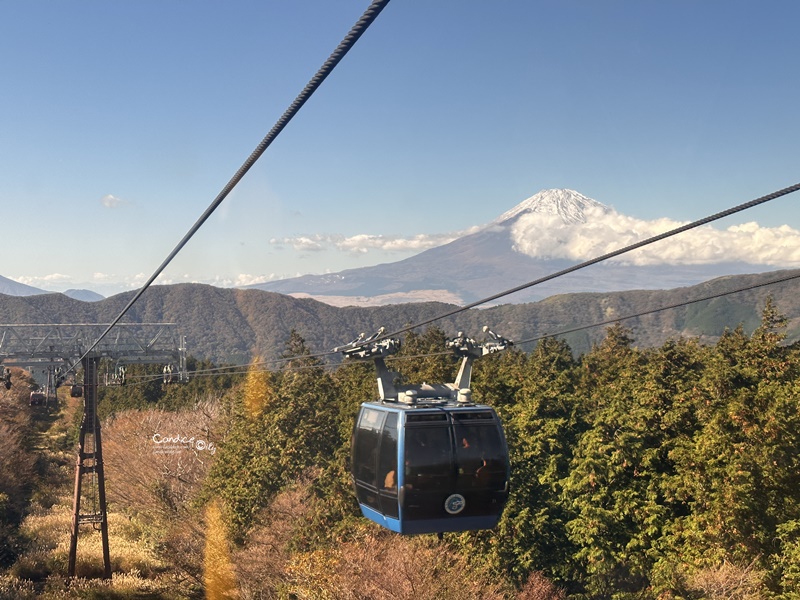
203,498 -> 239,599
243,357 -> 275,420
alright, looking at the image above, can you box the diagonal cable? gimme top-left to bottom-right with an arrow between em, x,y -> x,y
71,0 -> 391,368
514,269 -> 800,346
376,183 -> 800,341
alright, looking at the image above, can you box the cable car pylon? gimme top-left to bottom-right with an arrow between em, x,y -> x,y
0,323 -> 187,578
68,355 -> 111,578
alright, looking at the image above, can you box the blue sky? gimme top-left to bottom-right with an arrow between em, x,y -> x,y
1,0 -> 798,296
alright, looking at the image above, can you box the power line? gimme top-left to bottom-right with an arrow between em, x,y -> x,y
95,188 -> 800,387
122,269 -> 800,385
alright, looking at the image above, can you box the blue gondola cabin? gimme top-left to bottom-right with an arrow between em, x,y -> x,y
341,328 -> 512,534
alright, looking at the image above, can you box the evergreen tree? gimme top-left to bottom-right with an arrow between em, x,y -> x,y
666,299 -> 800,594
205,331 -> 339,542
489,337 -> 580,586
560,324 -> 652,597
395,327 -> 458,386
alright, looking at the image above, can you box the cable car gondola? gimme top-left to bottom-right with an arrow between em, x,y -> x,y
341,328 -> 512,534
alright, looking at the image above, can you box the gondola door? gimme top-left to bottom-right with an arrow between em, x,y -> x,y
351,406 -> 401,531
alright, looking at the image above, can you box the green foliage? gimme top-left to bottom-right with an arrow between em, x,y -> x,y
394,326 -> 459,385
465,303 -> 800,598
204,331 -> 341,543
98,356 -> 242,420
480,338 -> 580,586
198,306 -> 800,597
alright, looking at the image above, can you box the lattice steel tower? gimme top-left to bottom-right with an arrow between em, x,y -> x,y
0,323 -> 187,578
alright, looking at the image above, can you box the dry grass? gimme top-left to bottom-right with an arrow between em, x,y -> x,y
4,399 -> 202,598
686,559 -> 766,600
12,492 -> 164,581
233,479 -> 519,600
102,403 -> 219,520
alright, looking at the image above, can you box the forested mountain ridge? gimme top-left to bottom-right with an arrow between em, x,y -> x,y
1,289 -> 799,597
1,268 -> 799,363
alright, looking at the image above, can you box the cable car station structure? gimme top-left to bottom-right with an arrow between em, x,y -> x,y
0,323 -> 187,578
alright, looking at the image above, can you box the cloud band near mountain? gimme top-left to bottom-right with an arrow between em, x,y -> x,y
270,228 -> 479,254
511,207 -> 800,266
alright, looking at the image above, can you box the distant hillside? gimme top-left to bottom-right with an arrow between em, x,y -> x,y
1,270 -> 799,363
0,275 -> 47,297
64,289 -> 105,302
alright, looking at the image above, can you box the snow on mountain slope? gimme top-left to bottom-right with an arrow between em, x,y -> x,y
493,188 -> 609,225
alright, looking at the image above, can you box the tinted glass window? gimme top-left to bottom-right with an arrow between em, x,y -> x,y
377,412 -> 398,492
404,426 -> 453,492
352,408 -> 384,487
407,413 -> 448,423
453,411 -> 494,421
377,413 -> 399,518
454,422 -> 508,490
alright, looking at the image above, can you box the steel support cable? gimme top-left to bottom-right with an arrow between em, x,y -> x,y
127,270 -> 800,385
513,269 -> 800,347
69,0 -> 391,371
163,269 -> 800,383
373,182 -> 800,342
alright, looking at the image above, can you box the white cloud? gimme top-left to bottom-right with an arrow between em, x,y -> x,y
270,226 -> 480,255
231,273 -> 281,286
270,235 -> 327,252
100,194 -> 125,208
510,208 -> 800,266
14,273 -> 72,287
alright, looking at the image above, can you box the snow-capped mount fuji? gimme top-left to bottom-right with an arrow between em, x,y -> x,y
247,189 -> 764,307
493,188 -> 609,226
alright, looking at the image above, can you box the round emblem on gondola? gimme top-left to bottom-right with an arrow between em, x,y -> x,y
444,494 -> 466,515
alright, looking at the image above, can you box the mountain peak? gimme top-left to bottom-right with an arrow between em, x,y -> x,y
493,189 -> 609,225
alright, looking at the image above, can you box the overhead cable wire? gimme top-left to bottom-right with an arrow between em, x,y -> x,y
122,268 -> 800,387
374,183 -> 800,342
513,269 -> 800,347
71,0 -> 391,370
